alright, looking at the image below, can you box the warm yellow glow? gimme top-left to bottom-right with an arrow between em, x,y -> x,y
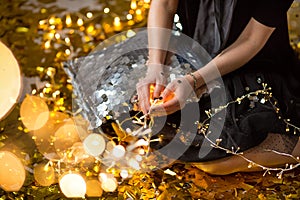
126,14 -> 133,20
136,9 -> 142,15
86,179 -> 103,197
49,16 -> 56,25
65,49 -> 71,56
39,20 -> 46,26
33,163 -> 55,186
65,14 -> 72,27
112,145 -> 126,158
20,95 -> 49,131
113,17 -> 122,31
86,12 -> 93,19
114,17 -> 121,26
33,111 -> 68,160
86,25 -> 94,33
83,133 -> 106,157
0,151 -> 25,191
144,0 -> 150,3
59,173 -> 86,198
99,173 -> 118,192
54,119 -> 86,157
47,32 -> 55,39
103,7 -> 110,14
44,40 -> 51,49
0,42 -> 21,120
41,8 -> 47,13
77,18 -> 84,26
54,33 -> 60,39
64,37 -> 70,44
130,0 -> 137,9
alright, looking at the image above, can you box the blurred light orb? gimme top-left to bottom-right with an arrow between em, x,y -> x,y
33,111 -> 68,160
128,158 -> 140,170
120,169 -> 129,179
71,142 -> 90,162
20,95 -> 49,131
99,173 -> 118,192
112,145 -> 126,158
0,42 -> 21,120
59,173 -> 86,198
54,119 -> 85,156
86,179 -> 103,197
33,163 -> 55,186
83,133 -> 106,157
0,151 -> 25,191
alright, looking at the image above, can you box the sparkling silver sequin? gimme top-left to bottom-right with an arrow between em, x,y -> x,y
64,30 -> 211,129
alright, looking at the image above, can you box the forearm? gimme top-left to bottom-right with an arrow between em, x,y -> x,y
192,18 -> 275,88
147,0 -> 178,64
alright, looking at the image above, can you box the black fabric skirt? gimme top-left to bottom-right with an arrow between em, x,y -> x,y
150,62 -> 300,162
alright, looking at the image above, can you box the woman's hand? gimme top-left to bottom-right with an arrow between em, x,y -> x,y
136,63 -> 168,114
149,74 -> 207,116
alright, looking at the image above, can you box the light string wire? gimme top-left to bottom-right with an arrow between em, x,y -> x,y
193,83 -> 300,178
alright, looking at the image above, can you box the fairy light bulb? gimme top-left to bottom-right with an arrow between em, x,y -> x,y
112,145 -> 126,158
113,17 -> 122,31
65,14 -> 72,27
59,173 -> 86,198
130,0 -> 137,9
86,12 -> 93,19
103,7 -> 110,14
77,18 -> 83,26
99,173 -> 118,192
44,40 -> 51,49
0,151 -> 25,191
83,133 -> 106,157
120,169 -> 129,179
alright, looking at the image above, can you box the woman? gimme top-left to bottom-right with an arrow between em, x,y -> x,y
137,0 -> 300,174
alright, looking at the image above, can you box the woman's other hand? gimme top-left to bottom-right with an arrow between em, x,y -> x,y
149,74 -> 207,116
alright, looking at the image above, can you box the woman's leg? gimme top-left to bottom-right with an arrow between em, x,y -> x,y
193,133 -> 300,175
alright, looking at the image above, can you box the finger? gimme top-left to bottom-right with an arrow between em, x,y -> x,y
150,98 -> 181,116
160,84 -> 175,101
149,104 -> 168,116
137,85 -> 151,114
153,83 -> 164,99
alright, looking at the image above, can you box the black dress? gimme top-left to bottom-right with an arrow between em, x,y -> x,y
150,0 -> 300,162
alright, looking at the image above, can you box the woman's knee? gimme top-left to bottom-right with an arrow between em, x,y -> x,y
193,157 -> 246,175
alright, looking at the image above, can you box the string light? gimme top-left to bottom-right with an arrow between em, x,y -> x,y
104,7 -> 110,14
86,12 -> 93,19
65,14 -> 72,27
59,173 -> 86,198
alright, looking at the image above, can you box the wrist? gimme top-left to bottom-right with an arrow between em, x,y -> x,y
186,71 -> 204,90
